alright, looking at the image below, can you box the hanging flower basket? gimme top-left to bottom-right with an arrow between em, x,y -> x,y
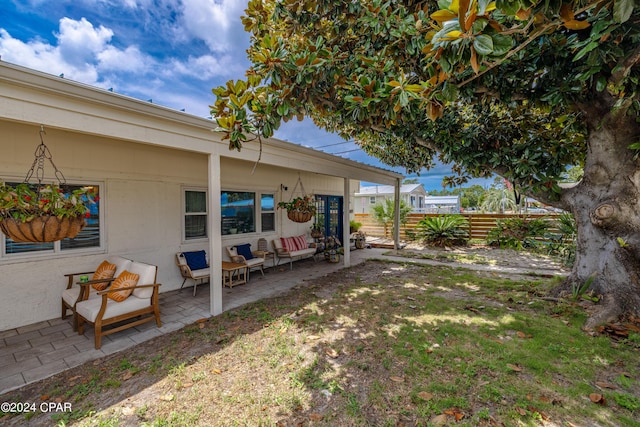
310,226 -> 323,238
287,210 -> 313,223
0,127 -> 97,243
278,194 -> 317,223
0,215 -> 85,243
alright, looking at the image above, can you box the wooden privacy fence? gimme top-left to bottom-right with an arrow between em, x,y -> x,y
354,212 -> 562,241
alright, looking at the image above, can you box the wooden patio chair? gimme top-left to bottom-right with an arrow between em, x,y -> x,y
226,243 -> 265,280
61,255 -> 132,331
75,261 -> 161,349
176,251 -> 210,296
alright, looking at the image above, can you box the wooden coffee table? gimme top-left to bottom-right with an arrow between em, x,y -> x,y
222,261 -> 248,288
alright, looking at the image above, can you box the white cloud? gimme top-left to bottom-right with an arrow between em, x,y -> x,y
180,0 -> 249,53
167,53 -> 244,80
56,17 -> 113,66
97,45 -> 148,73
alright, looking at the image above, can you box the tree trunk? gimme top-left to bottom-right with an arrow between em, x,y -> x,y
555,102 -> 640,329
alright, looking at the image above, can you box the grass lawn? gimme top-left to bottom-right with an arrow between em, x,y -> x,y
1,259 -> 638,426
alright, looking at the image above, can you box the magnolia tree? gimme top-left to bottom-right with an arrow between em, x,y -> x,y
211,0 -> 639,328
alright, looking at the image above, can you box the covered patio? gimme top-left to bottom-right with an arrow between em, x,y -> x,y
0,61 -> 403,336
0,247 -> 388,395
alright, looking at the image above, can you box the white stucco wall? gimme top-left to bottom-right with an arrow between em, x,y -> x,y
0,122 -> 354,330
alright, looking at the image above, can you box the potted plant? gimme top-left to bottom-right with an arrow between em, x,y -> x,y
277,195 -> 317,223
0,182 -> 98,242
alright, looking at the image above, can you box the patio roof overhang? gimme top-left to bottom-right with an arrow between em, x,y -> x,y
0,61 -> 403,186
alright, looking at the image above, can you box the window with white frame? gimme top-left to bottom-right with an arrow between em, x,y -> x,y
2,182 -> 102,257
369,196 -> 376,204
184,189 -> 208,240
261,193 -> 275,232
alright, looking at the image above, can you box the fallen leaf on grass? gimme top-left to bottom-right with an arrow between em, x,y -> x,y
430,414 -> 449,425
516,331 -> 531,339
198,322 -> 205,329
515,406 -> 527,416
325,348 -> 339,358
121,370 -> 134,381
595,381 -> 617,389
444,408 -> 465,420
527,406 -> 549,420
506,363 -> 523,372
465,306 -> 480,314
159,394 -> 174,402
306,335 -> 320,341
589,393 -> 607,405
389,376 -> 404,382
309,413 -> 324,421
182,382 -> 193,388
212,369 -> 222,374
417,391 -> 433,400
40,394 -> 49,401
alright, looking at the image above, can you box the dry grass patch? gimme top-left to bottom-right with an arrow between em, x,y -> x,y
1,260 -> 638,427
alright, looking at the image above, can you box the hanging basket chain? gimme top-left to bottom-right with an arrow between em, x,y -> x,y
287,174 -> 307,202
278,173 -> 316,223
24,126 -> 67,188
0,125 -> 94,242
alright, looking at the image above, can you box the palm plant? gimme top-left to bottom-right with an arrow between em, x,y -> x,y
371,199 -> 411,238
416,215 -> 469,247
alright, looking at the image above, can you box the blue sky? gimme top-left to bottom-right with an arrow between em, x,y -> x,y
0,0 -> 492,191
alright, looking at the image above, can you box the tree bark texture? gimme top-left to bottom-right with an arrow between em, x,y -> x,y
558,101 -> 640,329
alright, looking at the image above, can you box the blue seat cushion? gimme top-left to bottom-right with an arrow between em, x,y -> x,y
183,250 -> 208,270
235,243 -> 254,260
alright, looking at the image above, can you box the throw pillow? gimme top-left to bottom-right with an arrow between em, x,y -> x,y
235,243 -> 254,260
183,250 -> 208,270
293,235 -> 308,250
281,237 -> 297,252
92,260 -> 117,291
107,270 -> 139,302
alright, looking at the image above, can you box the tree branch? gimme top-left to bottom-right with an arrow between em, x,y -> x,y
610,43 -> 640,86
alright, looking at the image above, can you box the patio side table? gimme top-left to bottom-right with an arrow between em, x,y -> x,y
222,261 -> 248,288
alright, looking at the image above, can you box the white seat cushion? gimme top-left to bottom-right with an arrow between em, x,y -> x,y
190,268 -> 210,279
76,295 -> 149,323
129,261 -> 157,299
245,258 -> 264,268
62,286 -> 100,307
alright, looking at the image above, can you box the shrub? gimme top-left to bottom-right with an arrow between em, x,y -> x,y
416,215 -> 469,247
486,217 -> 549,250
349,220 -> 362,233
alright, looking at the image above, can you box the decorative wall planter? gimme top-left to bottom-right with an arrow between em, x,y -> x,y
0,215 -> 85,243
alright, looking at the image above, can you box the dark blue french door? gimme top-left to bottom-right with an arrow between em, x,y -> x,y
314,195 -> 343,239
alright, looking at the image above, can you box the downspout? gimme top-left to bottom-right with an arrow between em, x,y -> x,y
394,178 -> 401,250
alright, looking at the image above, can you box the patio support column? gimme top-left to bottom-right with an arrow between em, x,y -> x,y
343,177 -> 351,267
208,152 -> 223,316
394,178 -> 401,250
